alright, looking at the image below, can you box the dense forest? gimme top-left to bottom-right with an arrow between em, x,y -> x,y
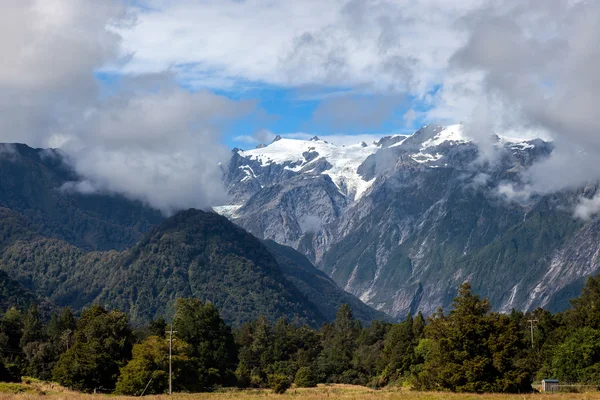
2,277 -> 600,394
0,207 -> 385,327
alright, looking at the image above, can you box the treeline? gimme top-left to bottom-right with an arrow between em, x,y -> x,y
2,278 -> 600,394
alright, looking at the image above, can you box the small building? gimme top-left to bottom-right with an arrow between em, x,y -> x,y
542,379 -> 559,392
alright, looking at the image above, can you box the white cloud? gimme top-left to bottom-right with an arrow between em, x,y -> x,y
575,194 -> 600,220
112,0 -> 483,97
0,0 -> 256,214
3,0 -> 600,215
233,129 -> 276,145
311,94 -> 404,132
436,0 -> 600,204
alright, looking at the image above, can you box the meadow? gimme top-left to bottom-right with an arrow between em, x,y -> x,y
0,382 -> 599,400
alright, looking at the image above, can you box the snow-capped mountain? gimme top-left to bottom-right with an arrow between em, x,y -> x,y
241,136 -> 381,201
218,125 -> 600,319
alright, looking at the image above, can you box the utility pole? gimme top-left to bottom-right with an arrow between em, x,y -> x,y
166,325 -> 177,395
527,319 -> 538,348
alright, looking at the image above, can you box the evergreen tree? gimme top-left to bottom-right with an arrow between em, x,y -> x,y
173,298 -> 237,389
295,366 -> 317,387
415,283 -> 531,393
52,305 -> 134,392
20,304 -> 45,348
568,275 -> 600,329
317,304 -> 361,383
48,308 -> 76,353
20,303 -> 52,379
352,320 -> 389,385
235,316 -> 274,387
552,327 -> 600,384
380,313 -> 418,384
0,307 -> 23,373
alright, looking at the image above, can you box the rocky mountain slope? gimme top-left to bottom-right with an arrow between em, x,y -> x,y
219,125 -> 600,318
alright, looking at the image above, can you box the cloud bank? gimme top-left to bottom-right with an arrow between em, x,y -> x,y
3,0 -> 600,216
0,0 -> 256,213
119,1 -> 600,206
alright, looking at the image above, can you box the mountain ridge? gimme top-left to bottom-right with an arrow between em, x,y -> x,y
218,124 -> 598,318
0,204 -> 385,326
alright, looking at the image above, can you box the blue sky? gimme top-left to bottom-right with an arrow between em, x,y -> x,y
96,69 -> 429,150
212,86 -> 425,149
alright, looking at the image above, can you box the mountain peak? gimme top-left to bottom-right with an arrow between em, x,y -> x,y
310,136 -> 320,142
272,135 -> 282,143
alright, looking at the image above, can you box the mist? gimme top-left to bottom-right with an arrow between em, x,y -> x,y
0,0 -> 257,214
2,0 -> 600,216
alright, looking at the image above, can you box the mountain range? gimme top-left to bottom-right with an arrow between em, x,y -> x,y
0,124 -> 598,325
219,125 -> 599,318
0,144 -> 385,326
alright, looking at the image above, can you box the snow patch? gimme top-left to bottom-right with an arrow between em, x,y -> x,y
240,138 -> 379,201
421,124 -> 469,149
497,136 -> 536,150
212,204 -> 243,219
410,152 -> 443,163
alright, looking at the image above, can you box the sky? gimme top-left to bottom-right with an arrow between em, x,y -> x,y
2,0 -> 600,214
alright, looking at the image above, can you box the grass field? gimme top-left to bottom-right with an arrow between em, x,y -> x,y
0,382 -> 600,400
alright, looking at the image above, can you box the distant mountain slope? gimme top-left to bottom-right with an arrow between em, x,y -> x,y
96,209 -> 325,326
0,208 -> 384,326
0,270 -> 43,314
0,143 -> 163,251
262,239 -> 391,323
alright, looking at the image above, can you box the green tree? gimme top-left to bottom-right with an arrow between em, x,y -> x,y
52,305 -> 134,392
236,316 -> 321,388
0,308 -> 22,356
148,317 -> 167,338
317,304 -> 361,383
48,308 -> 76,353
567,275 -> 600,329
352,320 -> 389,385
295,366 -> 317,387
22,341 -> 55,380
20,304 -> 45,348
0,307 -> 23,374
552,327 -> 600,384
380,314 -> 417,383
235,316 -> 274,387
268,373 -> 291,394
415,283 -> 531,393
115,336 -> 195,395
173,298 -> 237,389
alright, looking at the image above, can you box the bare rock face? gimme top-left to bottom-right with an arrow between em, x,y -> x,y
219,125 -> 599,318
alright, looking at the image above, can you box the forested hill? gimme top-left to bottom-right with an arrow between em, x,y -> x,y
0,143 -> 163,251
94,209 -> 327,326
0,205 -> 385,326
262,239 -> 390,323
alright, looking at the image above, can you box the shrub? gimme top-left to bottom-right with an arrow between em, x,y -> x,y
268,374 -> 291,394
294,367 -> 317,388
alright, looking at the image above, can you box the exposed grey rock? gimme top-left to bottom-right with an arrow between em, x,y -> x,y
220,125 -> 600,318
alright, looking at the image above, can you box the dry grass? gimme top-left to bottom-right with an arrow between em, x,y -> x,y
0,383 -> 599,400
